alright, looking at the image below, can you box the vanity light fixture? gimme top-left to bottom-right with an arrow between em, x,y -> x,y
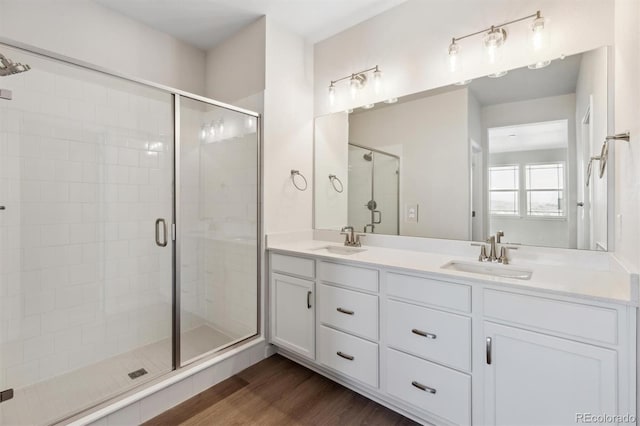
528,60 -> 551,69
454,79 -> 473,86
488,70 -> 508,78
346,109 -> 354,113
384,98 -> 398,104
448,11 -> 547,71
362,103 -> 375,109
200,124 -> 208,142
328,65 -> 382,103
448,39 -> 460,72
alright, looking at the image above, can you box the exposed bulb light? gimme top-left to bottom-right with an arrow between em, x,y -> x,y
346,109 -> 354,113
528,60 -> 551,69
488,70 -> 508,78
448,39 -> 460,72
350,74 -> 360,99
483,26 -> 506,64
362,103 -> 375,109
218,120 -> 224,135
454,79 -> 472,86
373,67 -> 383,94
384,98 -> 398,104
328,83 -> 336,105
531,11 -> 546,51
200,124 -> 208,141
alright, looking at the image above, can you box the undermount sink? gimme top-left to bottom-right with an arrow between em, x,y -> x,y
442,261 -> 533,280
311,245 -> 368,256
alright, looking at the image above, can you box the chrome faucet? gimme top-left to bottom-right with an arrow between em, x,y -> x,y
341,226 -> 365,247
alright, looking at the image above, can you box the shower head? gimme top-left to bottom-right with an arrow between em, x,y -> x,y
363,152 -> 373,161
0,53 -> 31,77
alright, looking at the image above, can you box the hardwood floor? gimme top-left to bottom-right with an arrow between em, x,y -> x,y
143,354 -> 418,425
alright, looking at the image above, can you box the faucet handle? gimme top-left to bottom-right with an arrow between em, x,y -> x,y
479,245 -> 488,262
354,233 -> 367,247
498,246 -> 509,264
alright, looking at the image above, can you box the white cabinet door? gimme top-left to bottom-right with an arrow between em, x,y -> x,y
270,273 -> 315,359
484,322 -> 617,426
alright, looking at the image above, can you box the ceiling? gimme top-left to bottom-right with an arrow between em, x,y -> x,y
489,120 -> 569,153
95,0 -> 407,50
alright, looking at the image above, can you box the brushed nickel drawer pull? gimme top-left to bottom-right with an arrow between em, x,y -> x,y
336,351 -> 354,361
411,381 -> 436,394
337,307 -> 354,315
412,328 -> 437,339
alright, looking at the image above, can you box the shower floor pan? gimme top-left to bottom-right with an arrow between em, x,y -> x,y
0,325 -> 233,426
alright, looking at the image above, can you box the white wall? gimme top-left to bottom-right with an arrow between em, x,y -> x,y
263,19 -> 314,234
314,112 -> 349,230
614,0 -> 640,273
205,18 -> 266,105
349,88 -> 470,240
314,0 -> 614,117
482,93 -> 578,248
0,0 -> 206,94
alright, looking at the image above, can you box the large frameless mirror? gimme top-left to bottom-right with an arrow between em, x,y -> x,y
314,46 -> 612,250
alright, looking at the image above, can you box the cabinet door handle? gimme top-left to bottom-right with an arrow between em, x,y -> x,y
307,291 -> 312,309
336,351 -> 354,361
412,328 -> 437,339
337,307 -> 354,315
486,337 -> 492,365
411,381 -> 436,394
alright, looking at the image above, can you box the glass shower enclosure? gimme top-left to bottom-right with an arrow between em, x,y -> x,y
0,42 -> 259,425
348,143 -> 399,235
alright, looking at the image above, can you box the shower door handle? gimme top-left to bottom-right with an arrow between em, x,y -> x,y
373,210 -> 382,224
155,218 -> 168,247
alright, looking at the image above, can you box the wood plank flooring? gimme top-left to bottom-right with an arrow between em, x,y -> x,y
143,354 -> 418,426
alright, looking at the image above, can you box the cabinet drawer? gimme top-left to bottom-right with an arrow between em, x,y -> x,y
318,283 -> 378,341
271,253 -> 315,279
317,325 -> 378,388
387,300 -> 471,371
483,289 -> 618,344
386,348 -> 471,426
318,261 -> 378,293
387,272 -> 470,313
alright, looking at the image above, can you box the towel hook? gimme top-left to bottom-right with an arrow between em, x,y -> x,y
328,174 -> 344,193
290,169 -> 308,191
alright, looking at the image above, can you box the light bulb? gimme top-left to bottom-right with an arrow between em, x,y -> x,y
349,75 -> 360,99
483,27 -> 505,65
328,83 -> 336,105
200,124 -> 208,141
531,12 -> 546,51
448,39 -> 460,72
373,67 -> 383,94
362,103 -> 375,109
218,120 -> 224,135
528,60 -> 551,70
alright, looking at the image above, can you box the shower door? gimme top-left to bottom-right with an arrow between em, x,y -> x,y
0,45 -> 174,425
348,144 -> 399,235
177,97 -> 258,365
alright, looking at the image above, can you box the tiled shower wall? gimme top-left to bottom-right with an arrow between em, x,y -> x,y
0,61 -> 174,389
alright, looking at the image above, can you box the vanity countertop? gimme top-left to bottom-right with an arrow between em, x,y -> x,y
267,239 -> 639,307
